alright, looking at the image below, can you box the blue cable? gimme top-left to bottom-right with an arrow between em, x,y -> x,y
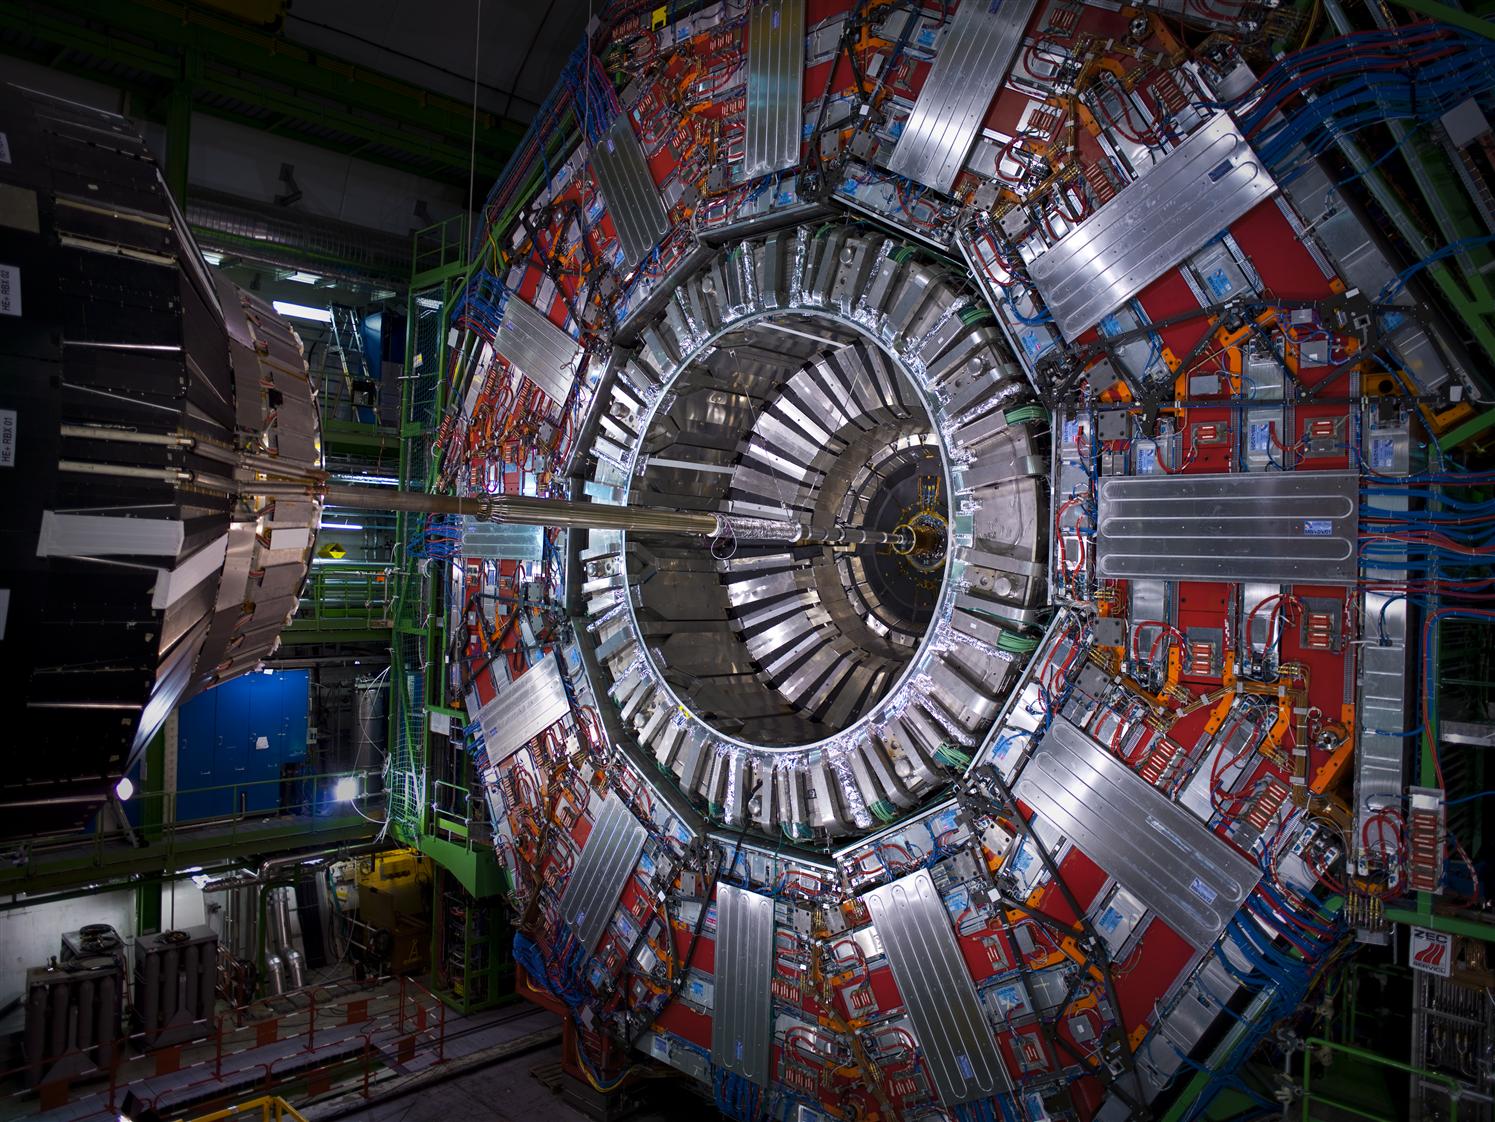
1003,284 -> 1053,325
1447,789 -> 1495,806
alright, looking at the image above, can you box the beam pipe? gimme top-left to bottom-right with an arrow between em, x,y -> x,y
255,483 -> 916,548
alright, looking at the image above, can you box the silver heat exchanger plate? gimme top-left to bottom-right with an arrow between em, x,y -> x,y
862,870 -> 1012,1105
467,654 -> 571,768
710,883 -> 775,1086
743,0 -> 805,178
1013,717 -> 1261,950
1027,113 -> 1277,340
558,792 -> 647,954
883,0 -> 1037,194
495,292 -> 582,406
461,518 -> 544,561
592,115 -> 670,270
1094,470 -> 1359,584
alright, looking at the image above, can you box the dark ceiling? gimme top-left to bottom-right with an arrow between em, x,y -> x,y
0,0 -> 594,190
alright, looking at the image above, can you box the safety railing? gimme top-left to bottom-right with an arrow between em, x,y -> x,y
1300,1037 -> 1466,1122
1,973 -> 449,1121
410,214 -> 468,281
294,563 -> 395,633
187,1095 -> 309,1122
0,769 -> 385,887
430,779 -> 483,841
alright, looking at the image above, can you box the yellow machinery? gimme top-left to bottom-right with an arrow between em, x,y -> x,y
351,848 -> 432,977
186,1097 -> 308,1122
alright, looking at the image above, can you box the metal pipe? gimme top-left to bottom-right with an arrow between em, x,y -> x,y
283,946 -> 306,990
269,885 -> 291,949
59,424 -> 195,448
199,842 -> 382,893
0,792 -> 106,808
805,525 -> 911,548
267,656 -> 390,668
319,484 -> 728,535
58,460 -> 193,484
710,514 -> 912,548
258,482 -> 917,549
195,443 -> 323,481
264,951 -> 285,996
26,701 -> 143,711
272,887 -> 305,989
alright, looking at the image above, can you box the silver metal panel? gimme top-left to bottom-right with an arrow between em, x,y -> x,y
1014,717 -> 1260,949
592,115 -> 669,270
470,654 -> 571,767
1355,422 -> 1412,875
861,870 -> 1011,1105
884,0 -> 1036,194
37,512 -> 185,558
495,293 -> 581,405
1028,114 -> 1277,339
744,0 -> 804,178
1095,471 -> 1358,584
461,517 -> 544,561
710,884 -> 775,1086
559,792 -> 648,954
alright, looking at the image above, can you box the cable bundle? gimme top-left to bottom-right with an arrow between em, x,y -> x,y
1218,24 -> 1495,184
453,271 -> 508,341
712,1068 -> 764,1122
1360,478 -> 1495,580
406,514 -> 463,560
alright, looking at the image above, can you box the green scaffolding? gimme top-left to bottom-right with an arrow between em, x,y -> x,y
385,216 -> 469,845
383,217 -> 518,1015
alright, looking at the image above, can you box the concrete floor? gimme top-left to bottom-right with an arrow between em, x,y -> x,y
4,985 -> 570,1122
315,1039 -> 593,1122
302,1007 -> 714,1122
4,988 -> 709,1122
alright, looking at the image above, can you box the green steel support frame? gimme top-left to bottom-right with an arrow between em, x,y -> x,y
387,215 -> 470,847
383,217 -> 518,1018
1,769 -> 383,899
0,0 -> 525,188
1385,0 -> 1495,40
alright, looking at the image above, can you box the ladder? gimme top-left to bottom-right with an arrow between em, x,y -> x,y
328,304 -> 378,424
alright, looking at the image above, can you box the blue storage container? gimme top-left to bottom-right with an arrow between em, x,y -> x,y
175,670 -> 310,820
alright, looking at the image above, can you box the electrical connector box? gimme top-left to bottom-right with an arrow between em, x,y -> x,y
1407,787 -> 1446,895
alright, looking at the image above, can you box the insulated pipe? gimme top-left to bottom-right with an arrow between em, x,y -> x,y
273,888 -> 305,990
199,843 -> 380,893
268,885 -> 290,950
264,952 -> 285,996
718,516 -> 913,549
284,945 -> 306,991
253,482 -> 917,549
